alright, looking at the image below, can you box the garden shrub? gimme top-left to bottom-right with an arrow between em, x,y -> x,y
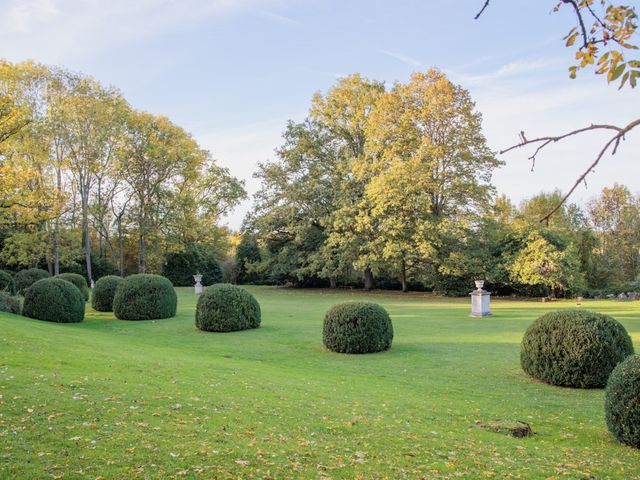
0,291 -> 21,314
520,310 -> 634,388
57,273 -> 90,301
605,354 -> 640,448
323,302 -> 394,354
113,274 -> 177,320
195,283 -> 261,332
91,275 -> 123,312
0,270 -> 15,294
22,278 -> 84,323
15,268 -> 51,295
163,245 -> 223,287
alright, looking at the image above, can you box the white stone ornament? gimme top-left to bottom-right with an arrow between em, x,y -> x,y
193,274 -> 203,294
470,279 -> 492,317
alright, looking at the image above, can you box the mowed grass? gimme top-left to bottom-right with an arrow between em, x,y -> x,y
1,287 -> 639,479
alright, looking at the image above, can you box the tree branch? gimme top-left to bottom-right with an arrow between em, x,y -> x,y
474,0 -> 490,20
500,118 -> 640,222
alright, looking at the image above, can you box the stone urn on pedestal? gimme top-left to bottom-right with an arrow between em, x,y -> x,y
470,280 -> 492,317
193,274 -> 203,295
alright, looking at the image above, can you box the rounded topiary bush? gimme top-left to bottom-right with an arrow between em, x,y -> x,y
0,270 -> 15,294
56,273 -> 90,302
323,302 -> 394,354
113,274 -> 177,321
15,268 -> 50,295
0,291 -> 21,314
91,275 -> 123,312
22,278 -> 84,323
520,310 -> 634,388
195,283 -> 261,332
605,354 -> 640,448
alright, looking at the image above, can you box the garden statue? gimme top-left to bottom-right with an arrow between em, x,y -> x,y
193,273 -> 203,294
470,280 -> 492,317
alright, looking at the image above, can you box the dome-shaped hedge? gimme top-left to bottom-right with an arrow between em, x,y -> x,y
91,275 -> 123,312
22,278 -> 84,323
195,283 -> 261,332
0,270 -> 15,295
520,310 -> 634,388
0,291 -> 21,314
323,302 -> 394,354
605,354 -> 640,448
15,268 -> 50,295
56,273 -> 90,301
113,274 -> 177,320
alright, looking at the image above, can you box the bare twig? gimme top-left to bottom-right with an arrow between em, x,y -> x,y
474,0 -> 490,20
501,118 -> 640,222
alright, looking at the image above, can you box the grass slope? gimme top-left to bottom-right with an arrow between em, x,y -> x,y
1,287 -> 639,479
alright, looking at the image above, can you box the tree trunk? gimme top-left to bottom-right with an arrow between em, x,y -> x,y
53,166 -> 62,275
82,203 -> 93,285
139,231 -> 147,273
117,215 -> 125,276
364,266 -> 374,290
400,258 -> 408,292
329,277 -> 337,289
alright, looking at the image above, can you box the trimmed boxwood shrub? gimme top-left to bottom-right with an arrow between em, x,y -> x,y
195,283 -> 261,332
113,274 -> 177,320
521,310 -> 634,388
605,354 -> 640,448
0,291 -> 21,314
323,302 -> 394,354
15,268 -> 50,295
57,273 -> 90,301
91,275 -> 123,312
22,278 -> 84,323
0,270 -> 15,294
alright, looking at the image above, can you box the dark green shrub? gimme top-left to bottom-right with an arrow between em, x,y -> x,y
0,270 -> 15,294
520,310 -> 634,388
195,284 -> 261,332
91,275 -> 123,312
56,273 -> 90,302
15,268 -> 50,295
163,245 -> 223,287
605,355 -> 640,448
0,291 -> 21,314
22,278 -> 84,323
113,274 -> 177,320
323,302 -> 394,354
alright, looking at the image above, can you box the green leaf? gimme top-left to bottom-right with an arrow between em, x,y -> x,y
610,63 -> 626,82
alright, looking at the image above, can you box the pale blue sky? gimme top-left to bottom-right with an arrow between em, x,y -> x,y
1,0 -> 638,228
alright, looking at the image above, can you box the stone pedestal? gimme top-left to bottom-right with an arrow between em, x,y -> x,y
470,280 -> 492,317
193,274 -> 203,294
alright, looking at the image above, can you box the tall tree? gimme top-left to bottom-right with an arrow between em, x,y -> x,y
356,69 -> 500,291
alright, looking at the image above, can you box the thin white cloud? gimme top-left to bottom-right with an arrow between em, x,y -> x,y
381,49 -> 422,67
253,9 -> 302,27
447,58 -> 562,86
0,0 -> 290,63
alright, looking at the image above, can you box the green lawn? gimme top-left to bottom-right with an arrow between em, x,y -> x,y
1,287 -> 639,479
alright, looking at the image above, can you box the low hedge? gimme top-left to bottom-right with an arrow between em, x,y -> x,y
57,273 -> 90,302
323,302 -> 394,354
15,268 -> 50,295
520,310 -> 634,388
605,354 -> 640,448
195,284 -> 261,332
22,278 -> 85,323
0,291 -> 21,315
91,275 -> 123,312
113,274 -> 177,320
0,270 -> 15,294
